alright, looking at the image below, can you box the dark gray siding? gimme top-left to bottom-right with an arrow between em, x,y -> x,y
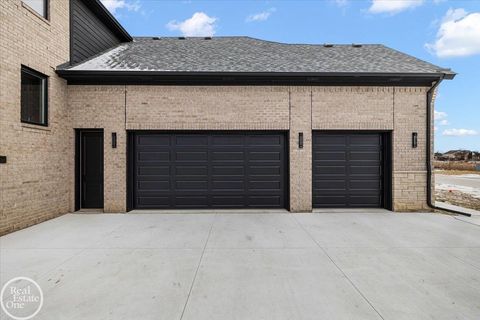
70,0 -> 122,64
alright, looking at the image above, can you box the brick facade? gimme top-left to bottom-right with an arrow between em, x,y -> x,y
0,0 -> 71,235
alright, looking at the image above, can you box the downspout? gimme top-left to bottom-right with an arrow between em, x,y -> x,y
426,76 -> 471,217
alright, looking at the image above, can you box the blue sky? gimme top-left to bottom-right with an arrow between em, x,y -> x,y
102,0 -> 480,152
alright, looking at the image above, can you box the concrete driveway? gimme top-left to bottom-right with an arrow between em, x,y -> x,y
1,211 -> 480,320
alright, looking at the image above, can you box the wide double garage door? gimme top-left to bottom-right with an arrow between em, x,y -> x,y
130,132 -> 287,209
312,132 -> 386,208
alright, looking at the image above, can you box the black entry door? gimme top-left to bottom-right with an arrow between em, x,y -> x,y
80,131 -> 104,208
312,132 -> 384,208
131,132 -> 287,209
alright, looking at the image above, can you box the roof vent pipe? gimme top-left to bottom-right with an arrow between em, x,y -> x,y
352,44 -> 362,47
323,44 -> 333,47
204,36 -> 212,40
178,37 -> 186,40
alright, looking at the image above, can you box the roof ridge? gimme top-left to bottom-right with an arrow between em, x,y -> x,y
131,35 -> 382,47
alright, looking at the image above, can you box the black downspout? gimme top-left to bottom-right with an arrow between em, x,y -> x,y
426,77 -> 471,217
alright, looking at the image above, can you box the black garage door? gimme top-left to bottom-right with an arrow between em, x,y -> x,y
131,132 -> 287,209
313,132 -> 384,208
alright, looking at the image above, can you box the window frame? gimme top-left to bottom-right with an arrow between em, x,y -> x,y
22,0 -> 49,20
20,65 -> 49,127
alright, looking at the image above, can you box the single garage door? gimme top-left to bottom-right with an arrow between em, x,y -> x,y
131,132 -> 287,209
313,132 -> 384,208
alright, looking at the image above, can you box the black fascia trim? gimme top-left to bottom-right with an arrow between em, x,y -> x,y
56,70 -> 447,86
80,0 -> 132,42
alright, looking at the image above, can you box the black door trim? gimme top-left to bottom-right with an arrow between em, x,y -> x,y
127,130 -> 289,210
312,130 -> 392,210
75,129 -> 104,210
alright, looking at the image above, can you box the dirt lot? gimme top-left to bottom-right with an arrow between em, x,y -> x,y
435,189 -> 480,211
435,171 -> 480,211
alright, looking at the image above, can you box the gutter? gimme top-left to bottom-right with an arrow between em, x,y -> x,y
426,76 -> 471,217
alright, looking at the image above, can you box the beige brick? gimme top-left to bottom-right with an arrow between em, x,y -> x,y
0,0 -> 71,235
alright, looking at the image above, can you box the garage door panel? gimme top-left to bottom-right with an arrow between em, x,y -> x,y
349,180 -> 381,190
137,135 -> 170,146
175,166 -> 208,176
175,151 -> 208,162
314,135 -> 346,146
138,151 -> 170,162
212,151 -> 244,161
313,179 -> 346,190
349,151 -> 381,161
313,195 -> 347,207
174,196 -> 208,207
137,166 -> 170,176
212,165 -> 245,176
248,135 -> 282,146
249,196 -> 282,207
212,180 -> 244,190
249,151 -> 281,161
133,132 -> 286,209
137,196 -> 170,207
212,136 -> 245,146
350,166 -> 380,175
349,135 -> 381,146
248,180 -> 281,190
175,180 -> 208,190
175,135 -> 208,146
314,151 -> 346,161
314,165 -> 346,175
137,180 -> 170,191
349,195 -> 381,206
249,165 -> 281,175
212,196 -> 246,207
313,132 -> 384,208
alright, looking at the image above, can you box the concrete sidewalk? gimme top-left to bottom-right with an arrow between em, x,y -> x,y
1,211 -> 480,320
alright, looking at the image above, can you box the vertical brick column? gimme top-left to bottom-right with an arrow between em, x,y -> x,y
69,86 -> 127,213
289,87 -> 312,212
392,87 -> 430,211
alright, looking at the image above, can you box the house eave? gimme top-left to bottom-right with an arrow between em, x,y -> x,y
56,70 -> 454,86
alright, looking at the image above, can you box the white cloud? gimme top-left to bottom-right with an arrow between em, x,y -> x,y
101,0 -> 140,15
434,110 -> 449,126
246,8 -> 276,22
368,0 -> 424,15
434,110 -> 447,120
167,12 -> 217,37
426,8 -> 480,57
442,129 -> 479,136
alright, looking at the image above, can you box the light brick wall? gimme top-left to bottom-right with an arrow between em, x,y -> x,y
0,0 -> 71,235
70,86 -> 127,212
289,87 -> 312,212
126,86 -> 290,130
312,87 -> 394,130
393,87 -> 430,211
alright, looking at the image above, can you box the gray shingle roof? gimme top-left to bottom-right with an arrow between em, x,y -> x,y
62,36 -> 452,75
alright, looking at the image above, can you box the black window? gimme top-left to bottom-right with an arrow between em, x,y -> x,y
21,66 -> 48,126
22,0 -> 48,19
